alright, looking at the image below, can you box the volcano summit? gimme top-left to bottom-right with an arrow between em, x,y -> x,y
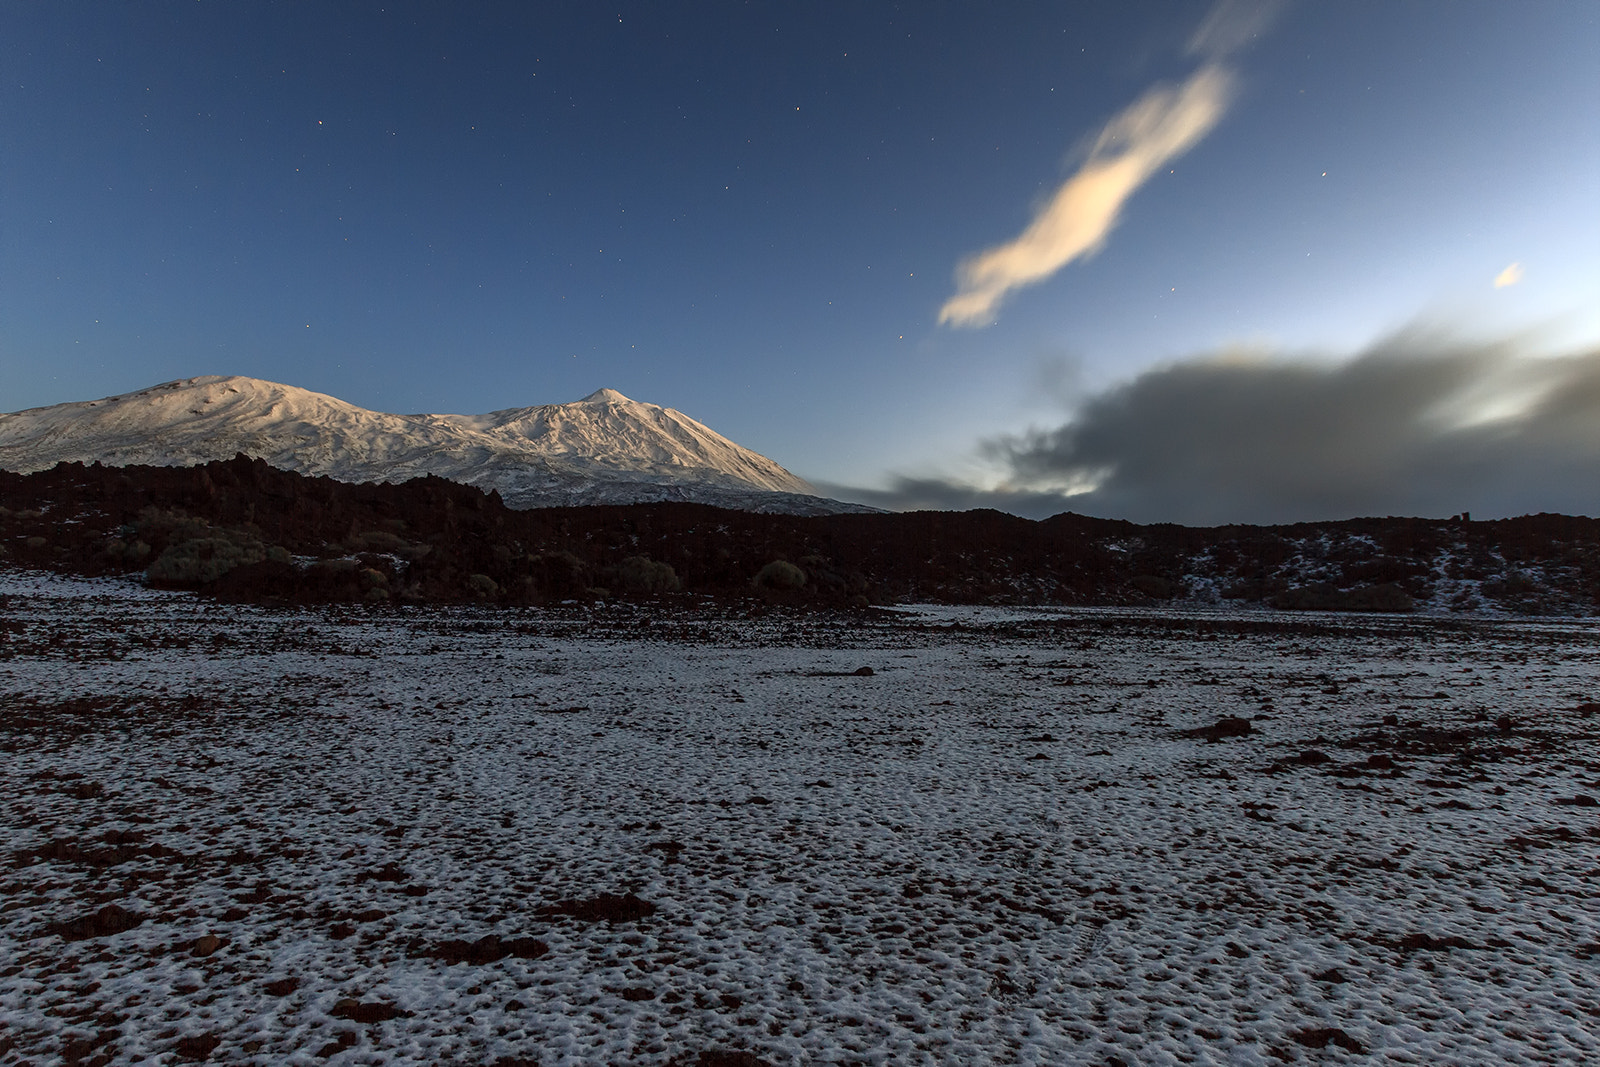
0,376 -> 866,513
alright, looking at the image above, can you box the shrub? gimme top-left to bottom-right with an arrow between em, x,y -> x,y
753,560 -> 806,590
147,537 -> 267,585
1344,583 -> 1414,612
611,555 -> 681,594
134,506 -> 214,545
528,552 -> 587,597
1272,582 -> 1413,613
349,530 -> 408,553
1131,574 -> 1174,599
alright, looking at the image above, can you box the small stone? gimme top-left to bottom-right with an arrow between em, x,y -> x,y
1396,932 -> 1476,951
419,933 -> 549,965
693,1050 -> 770,1067
175,1033 -> 222,1060
48,903 -> 144,941
191,933 -> 225,957
538,892 -> 656,923
1291,1027 -> 1365,1053
1186,717 -> 1253,742
314,1032 -> 358,1058
331,998 -> 410,1023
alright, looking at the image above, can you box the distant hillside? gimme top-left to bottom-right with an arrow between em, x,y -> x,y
1,456 -> 1596,615
0,375 -> 871,515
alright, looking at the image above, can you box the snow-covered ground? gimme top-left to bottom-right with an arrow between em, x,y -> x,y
2,571 -> 1597,1065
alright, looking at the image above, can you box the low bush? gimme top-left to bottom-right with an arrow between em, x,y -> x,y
147,536 -> 267,585
1131,574 -> 1175,599
753,560 -> 806,590
133,506 -> 216,546
348,530 -> 408,553
1272,582 -> 1413,613
528,552 -> 588,597
610,555 -> 681,594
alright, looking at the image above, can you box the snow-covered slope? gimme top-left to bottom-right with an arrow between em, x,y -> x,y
0,376 -> 864,513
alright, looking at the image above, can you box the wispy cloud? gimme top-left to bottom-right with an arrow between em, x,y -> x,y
938,0 -> 1280,328
1187,0 -> 1284,60
831,330 -> 1600,524
937,67 -> 1233,327
1494,262 -> 1524,288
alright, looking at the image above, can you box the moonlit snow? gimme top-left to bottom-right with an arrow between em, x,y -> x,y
2,571 -> 1596,1064
0,377 -> 865,514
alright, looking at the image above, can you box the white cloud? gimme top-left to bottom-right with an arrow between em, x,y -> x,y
1494,262 -> 1524,288
937,0 -> 1284,329
938,65 -> 1233,327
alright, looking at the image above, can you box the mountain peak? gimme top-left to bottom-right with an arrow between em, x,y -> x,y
0,376 -> 865,512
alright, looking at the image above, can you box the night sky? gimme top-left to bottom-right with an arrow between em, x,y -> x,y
3,2 -> 1597,522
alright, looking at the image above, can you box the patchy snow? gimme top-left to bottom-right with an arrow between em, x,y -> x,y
0,569 -> 187,602
0,376 -> 872,514
2,579 -> 1598,1064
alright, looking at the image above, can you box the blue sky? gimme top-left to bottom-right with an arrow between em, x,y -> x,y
3,2 -> 1596,520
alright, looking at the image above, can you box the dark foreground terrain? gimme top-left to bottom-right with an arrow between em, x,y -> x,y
1,456 -> 1598,613
1,571 -> 1597,1064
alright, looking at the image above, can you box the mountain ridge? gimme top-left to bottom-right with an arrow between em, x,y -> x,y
0,375 -> 871,514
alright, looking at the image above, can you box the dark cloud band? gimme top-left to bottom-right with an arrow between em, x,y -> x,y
829,332 -> 1600,524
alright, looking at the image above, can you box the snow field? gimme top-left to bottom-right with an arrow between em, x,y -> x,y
1,575 -> 1597,1064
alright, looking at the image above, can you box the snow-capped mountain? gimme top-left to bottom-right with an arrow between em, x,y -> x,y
0,376 -> 866,513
